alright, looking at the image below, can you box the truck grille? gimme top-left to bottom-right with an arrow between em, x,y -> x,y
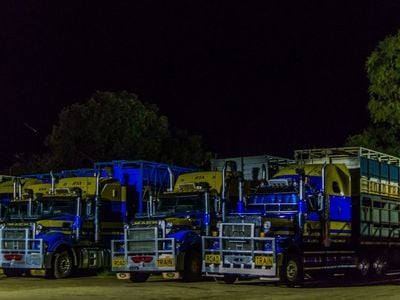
1,229 -> 31,250
0,228 -> 44,269
222,223 -> 253,251
223,223 -> 253,237
202,222 -> 277,278
126,227 -> 158,252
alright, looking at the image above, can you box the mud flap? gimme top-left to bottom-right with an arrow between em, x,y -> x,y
116,272 -> 131,280
162,272 -> 181,280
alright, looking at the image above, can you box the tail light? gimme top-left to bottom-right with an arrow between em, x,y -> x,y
4,254 -> 23,261
131,256 -> 153,263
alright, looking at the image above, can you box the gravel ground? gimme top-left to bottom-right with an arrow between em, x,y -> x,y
1,273 -> 400,300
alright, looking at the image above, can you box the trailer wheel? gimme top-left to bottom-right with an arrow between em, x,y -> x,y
283,255 -> 303,287
182,250 -> 202,282
53,250 -> 73,279
356,256 -> 371,279
129,272 -> 150,282
372,256 -> 387,278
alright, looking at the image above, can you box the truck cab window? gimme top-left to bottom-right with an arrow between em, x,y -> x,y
332,181 -> 341,194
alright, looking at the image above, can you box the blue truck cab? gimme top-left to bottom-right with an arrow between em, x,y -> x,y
0,177 -> 45,221
0,174 -> 121,278
0,160 -> 193,279
203,147 -> 400,286
111,161 -> 240,282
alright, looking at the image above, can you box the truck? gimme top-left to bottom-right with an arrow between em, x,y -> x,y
202,147 -> 400,286
93,160 -> 195,218
111,155 -> 290,283
0,160 -> 194,278
0,176 -> 45,221
0,177 -> 20,220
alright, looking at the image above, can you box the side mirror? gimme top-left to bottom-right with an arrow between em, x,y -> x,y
306,195 -> 317,212
214,197 -> 221,214
317,192 -> 324,212
86,201 -> 94,220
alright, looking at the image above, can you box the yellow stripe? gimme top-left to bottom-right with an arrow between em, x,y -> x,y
330,221 -> 351,231
37,220 -> 73,227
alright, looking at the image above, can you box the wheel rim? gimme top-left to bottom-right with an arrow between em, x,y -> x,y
373,257 -> 386,276
190,257 -> 201,274
286,260 -> 298,282
358,258 -> 370,277
56,253 -> 72,277
59,255 -> 71,273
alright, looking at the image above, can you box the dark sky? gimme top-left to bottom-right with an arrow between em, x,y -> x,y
1,1 -> 400,170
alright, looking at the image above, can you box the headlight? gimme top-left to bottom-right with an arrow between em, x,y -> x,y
166,222 -> 173,234
0,223 -> 5,229
263,221 -> 271,232
175,242 -> 182,249
212,240 -> 220,250
36,224 -> 43,235
216,221 -> 222,229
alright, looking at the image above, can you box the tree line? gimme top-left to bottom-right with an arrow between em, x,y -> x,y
11,91 -> 211,174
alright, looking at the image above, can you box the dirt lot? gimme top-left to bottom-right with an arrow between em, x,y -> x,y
1,274 -> 400,300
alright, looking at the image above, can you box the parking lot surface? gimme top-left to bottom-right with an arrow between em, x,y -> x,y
1,274 -> 400,300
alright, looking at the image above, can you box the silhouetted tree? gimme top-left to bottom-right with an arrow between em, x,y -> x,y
346,30 -> 400,156
11,91 -> 209,174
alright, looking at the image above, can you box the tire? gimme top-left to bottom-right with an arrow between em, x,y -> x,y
129,272 -> 150,282
53,250 -> 73,279
371,256 -> 388,278
355,255 -> 371,280
282,255 -> 303,287
182,250 -> 202,282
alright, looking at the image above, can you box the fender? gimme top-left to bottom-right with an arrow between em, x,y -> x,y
37,232 -> 75,252
168,229 -> 201,253
168,229 -> 201,271
38,232 -> 78,269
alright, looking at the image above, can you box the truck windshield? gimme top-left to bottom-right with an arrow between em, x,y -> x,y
0,193 -> 13,204
35,197 -> 76,216
247,192 -> 299,212
4,201 -> 34,219
0,194 -> 13,220
156,193 -> 204,214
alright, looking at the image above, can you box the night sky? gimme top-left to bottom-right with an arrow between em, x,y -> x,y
1,1 -> 400,170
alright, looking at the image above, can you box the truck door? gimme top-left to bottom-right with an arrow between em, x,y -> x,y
322,164 -> 351,247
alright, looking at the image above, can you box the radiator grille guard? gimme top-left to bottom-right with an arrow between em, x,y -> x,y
202,222 -> 278,279
0,228 -> 44,269
111,226 -> 176,272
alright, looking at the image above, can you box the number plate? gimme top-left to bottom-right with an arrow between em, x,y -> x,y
255,256 -> 273,266
30,269 -> 46,276
205,254 -> 221,264
157,257 -> 174,267
112,257 -> 127,268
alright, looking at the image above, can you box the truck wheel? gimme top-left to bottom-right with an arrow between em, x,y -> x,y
283,255 -> 303,287
53,250 -> 73,279
182,250 -> 202,282
129,272 -> 150,282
